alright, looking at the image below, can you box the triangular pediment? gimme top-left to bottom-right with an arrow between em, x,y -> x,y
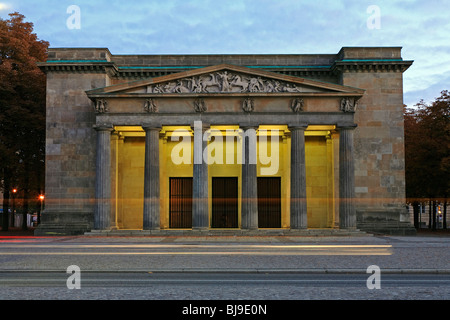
86,64 -> 364,97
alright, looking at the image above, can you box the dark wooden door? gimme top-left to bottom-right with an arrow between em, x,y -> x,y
169,177 -> 193,228
212,177 -> 238,228
257,177 -> 281,228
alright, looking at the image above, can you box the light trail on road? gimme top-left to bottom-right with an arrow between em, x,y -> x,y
0,243 -> 392,256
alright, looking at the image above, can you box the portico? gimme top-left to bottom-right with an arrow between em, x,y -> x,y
86,64 -> 362,232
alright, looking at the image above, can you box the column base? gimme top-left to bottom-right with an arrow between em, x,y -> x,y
143,227 -> 161,231
192,227 -> 210,232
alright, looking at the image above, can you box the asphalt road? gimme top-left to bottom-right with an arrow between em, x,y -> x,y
1,271 -> 449,288
1,271 -> 449,301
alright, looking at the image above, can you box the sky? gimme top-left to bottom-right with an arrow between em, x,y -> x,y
1,0 -> 449,107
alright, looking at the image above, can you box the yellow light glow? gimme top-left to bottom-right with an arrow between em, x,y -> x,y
306,125 -> 336,131
114,126 -> 144,132
305,130 -> 330,136
0,251 -> 392,256
163,126 -> 193,137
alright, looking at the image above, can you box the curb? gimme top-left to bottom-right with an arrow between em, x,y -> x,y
2,268 -> 450,274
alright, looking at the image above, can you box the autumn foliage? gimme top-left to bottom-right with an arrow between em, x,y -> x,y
404,90 -> 450,229
0,12 -> 49,230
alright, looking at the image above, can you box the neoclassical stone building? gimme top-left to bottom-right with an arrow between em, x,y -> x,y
35,47 -> 415,235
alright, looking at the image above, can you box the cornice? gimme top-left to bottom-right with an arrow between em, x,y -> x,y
37,57 -> 413,79
37,60 -> 118,76
331,59 -> 413,73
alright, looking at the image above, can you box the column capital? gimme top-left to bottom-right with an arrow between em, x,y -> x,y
336,123 -> 357,130
93,124 -> 113,132
288,123 -> 308,131
142,125 -> 162,132
191,121 -> 210,132
238,123 -> 259,130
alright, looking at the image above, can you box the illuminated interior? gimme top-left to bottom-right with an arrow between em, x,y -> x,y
111,125 -> 338,229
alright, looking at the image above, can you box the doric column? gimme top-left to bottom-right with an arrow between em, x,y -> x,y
192,121 -> 209,230
94,125 -> 113,230
241,125 -> 258,230
338,124 -> 357,229
289,125 -> 308,229
143,126 -> 161,230
110,132 -> 119,230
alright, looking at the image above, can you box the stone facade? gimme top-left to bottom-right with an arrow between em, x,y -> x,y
34,47 -> 415,236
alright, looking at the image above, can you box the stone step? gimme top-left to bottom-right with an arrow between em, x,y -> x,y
84,228 -> 370,237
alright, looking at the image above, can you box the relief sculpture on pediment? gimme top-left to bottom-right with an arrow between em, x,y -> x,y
147,71 -> 307,94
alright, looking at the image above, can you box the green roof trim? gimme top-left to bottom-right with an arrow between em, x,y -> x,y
118,66 -> 204,70
339,59 -> 404,62
118,65 -> 331,70
246,65 -> 330,69
46,59 -> 109,63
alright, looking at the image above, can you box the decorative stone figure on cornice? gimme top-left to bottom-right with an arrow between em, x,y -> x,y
291,98 -> 304,113
144,98 -> 158,113
194,98 -> 207,113
340,97 -> 358,113
94,99 -> 108,113
242,97 -> 254,113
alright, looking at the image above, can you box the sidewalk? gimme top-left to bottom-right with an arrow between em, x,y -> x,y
0,227 -> 37,237
1,227 -> 450,238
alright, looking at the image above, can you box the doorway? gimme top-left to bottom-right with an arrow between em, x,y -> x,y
169,177 -> 193,228
211,177 -> 238,228
257,177 -> 281,228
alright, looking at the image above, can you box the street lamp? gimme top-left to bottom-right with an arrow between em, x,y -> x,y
38,194 -> 45,225
11,188 -> 17,228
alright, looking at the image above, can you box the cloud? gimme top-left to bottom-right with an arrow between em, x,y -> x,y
0,2 -> 12,12
3,0 -> 449,104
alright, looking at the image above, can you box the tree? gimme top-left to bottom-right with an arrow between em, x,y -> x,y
404,90 -> 450,230
0,12 -> 48,231
404,106 -> 424,228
